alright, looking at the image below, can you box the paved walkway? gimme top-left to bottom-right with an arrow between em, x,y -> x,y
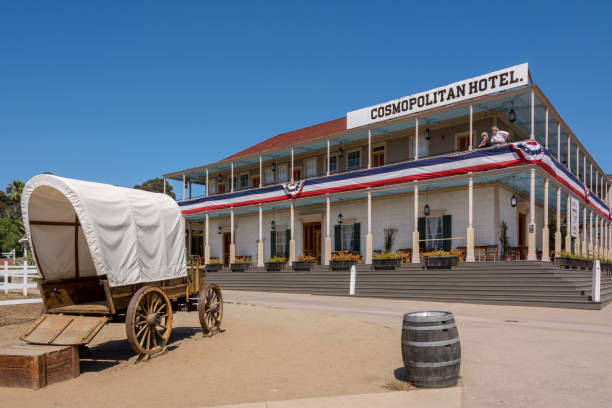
223,290 -> 612,408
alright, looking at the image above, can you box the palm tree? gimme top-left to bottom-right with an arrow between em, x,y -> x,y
6,180 -> 24,205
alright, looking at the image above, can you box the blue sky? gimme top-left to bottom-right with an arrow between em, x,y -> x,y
1,1 -> 611,195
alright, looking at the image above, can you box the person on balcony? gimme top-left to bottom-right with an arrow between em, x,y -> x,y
490,126 -> 510,145
477,132 -> 489,148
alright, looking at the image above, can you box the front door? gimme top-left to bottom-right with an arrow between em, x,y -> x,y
223,232 -> 231,266
303,222 -> 321,264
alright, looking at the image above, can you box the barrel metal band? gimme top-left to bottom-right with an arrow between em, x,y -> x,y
403,314 -> 454,323
402,337 -> 460,347
402,323 -> 456,331
405,358 -> 461,368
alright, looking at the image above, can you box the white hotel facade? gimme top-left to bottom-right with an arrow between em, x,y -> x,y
165,64 -> 612,267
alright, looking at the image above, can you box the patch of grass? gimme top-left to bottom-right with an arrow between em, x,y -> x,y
382,379 -> 415,391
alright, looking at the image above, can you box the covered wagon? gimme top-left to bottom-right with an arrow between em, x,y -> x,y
19,175 -> 222,355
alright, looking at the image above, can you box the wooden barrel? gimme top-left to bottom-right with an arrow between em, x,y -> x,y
401,311 -> 460,388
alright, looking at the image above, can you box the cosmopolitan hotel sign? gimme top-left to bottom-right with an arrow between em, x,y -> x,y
347,63 -> 529,129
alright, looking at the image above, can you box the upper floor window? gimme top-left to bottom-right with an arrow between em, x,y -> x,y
277,164 -> 288,183
251,175 -> 260,189
264,167 -> 274,185
326,155 -> 338,174
305,158 -> 317,178
410,134 -> 429,158
372,145 -> 385,167
217,182 -> 226,194
293,167 -> 302,182
347,149 -> 361,170
208,179 -> 217,195
239,173 -> 249,190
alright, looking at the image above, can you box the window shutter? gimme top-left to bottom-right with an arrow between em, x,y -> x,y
418,217 -> 426,250
285,229 -> 291,258
334,225 -> 341,251
353,223 -> 361,253
442,215 -> 452,251
270,230 -> 276,258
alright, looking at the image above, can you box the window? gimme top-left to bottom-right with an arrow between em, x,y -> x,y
410,134 -> 429,158
251,176 -> 260,189
457,135 -> 469,152
418,215 -> 451,251
347,149 -> 361,170
217,182 -> 226,194
293,167 -> 302,181
264,167 -> 274,185
305,158 -> 317,178
334,223 -> 361,252
341,225 -> 355,251
275,230 -> 287,258
326,155 -> 338,174
277,164 -> 288,183
227,176 -> 236,192
208,180 -> 217,195
239,173 -> 249,190
372,145 -> 385,167
425,216 -> 444,249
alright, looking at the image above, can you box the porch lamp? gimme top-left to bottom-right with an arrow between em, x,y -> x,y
217,226 -> 222,235
511,175 -> 518,208
508,101 -> 517,123
425,128 -> 431,141
338,147 -> 344,158
272,161 -> 276,172
337,200 -> 343,224
217,174 -> 222,183
424,204 -> 431,216
271,208 -> 276,230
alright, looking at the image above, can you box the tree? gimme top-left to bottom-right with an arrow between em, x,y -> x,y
133,178 -> 176,199
6,180 -> 24,205
0,211 -> 23,254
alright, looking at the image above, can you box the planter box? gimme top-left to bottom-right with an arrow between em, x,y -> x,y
230,263 -> 250,272
373,258 -> 401,270
205,263 -> 222,272
265,262 -> 285,272
330,260 -> 356,271
424,256 -> 458,269
292,261 -> 314,271
554,257 -> 572,269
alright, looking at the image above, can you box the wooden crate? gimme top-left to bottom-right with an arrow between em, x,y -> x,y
0,344 -> 79,389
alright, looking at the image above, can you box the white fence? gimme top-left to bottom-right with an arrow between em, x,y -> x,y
1,261 -> 39,296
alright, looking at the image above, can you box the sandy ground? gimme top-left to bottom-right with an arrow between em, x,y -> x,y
0,302 -> 406,408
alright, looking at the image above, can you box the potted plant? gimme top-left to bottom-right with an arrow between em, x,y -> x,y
373,251 -> 401,270
205,258 -> 222,272
293,254 -> 316,271
265,256 -> 287,272
500,221 -> 512,261
330,253 -> 361,271
230,257 -> 250,272
423,250 -> 459,269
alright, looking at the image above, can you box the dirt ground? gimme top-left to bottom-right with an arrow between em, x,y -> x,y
0,302 -> 404,408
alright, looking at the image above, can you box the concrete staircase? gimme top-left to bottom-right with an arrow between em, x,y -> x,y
206,261 -> 612,309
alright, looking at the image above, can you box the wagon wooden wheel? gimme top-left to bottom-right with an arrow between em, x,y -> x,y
126,286 -> 173,355
198,283 -> 223,334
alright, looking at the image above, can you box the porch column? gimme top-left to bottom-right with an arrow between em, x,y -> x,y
565,195 -> 572,253
582,207 -> 587,256
259,155 -> 263,188
325,196 -> 331,265
257,206 -> 264,267
290,148 -> 294,183
230,210 -> 236,263
163,177 -> 167,194
368,130 -> 372,168
544,109 -> 549,148
527,169 -> 537,260
567,136 -> 571,173
415,119 -> 419,159
574,202 -> 581,255
466,177 -> 475,262
204,214 -> 210,264
182,174 -> 186,200
590,163 -> 593,191
542,178 -> 550,261
412,185 -> 421,263
589,210 -> 594,257
205,168 -> 209,197
555,188 -> 561,254
326,139 -> 331,176
556,124 -> 561,160
188,221 -> 192,256
530,90 -> 535,140
231,162 -> 234,193
366,192 -> 373,264
289,201 -> 295,265
469,105 -> 473,151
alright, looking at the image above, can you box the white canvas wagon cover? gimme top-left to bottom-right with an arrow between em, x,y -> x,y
21,174 -> 187,287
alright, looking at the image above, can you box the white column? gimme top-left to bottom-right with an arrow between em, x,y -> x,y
530,90 -> 535,141
367,129 -> 372,169
469,105 -> 473,151
590,163 -> 593,191
163,177 -> 167,194
567,136 -> 571,173
412,185 -> 420,263
259,155 -> 263,188
289,201 -> 295,265
326,139 -> 331,176
555,187 -> 561,255
182,174 -> 186,200
290,148 -> 294,183
583,154 -> 586,185
542,179 -> 550,261
231,162 -> 234,192
325,196 -> 331,265
230,210 -> 236,263
589,211 -> 594,257
576,147 -> 580,180
257,206 -> 264,267
582,207 -> 587,256
556,124 -> 561,160
466,177 -> 475,262
544,109 -> 549,148
565,194 -> 572,253
527,169 -> 537,260
205,168 -> 209,197
204,214 -> 210,264
187,221 -> 192,256
414,119 -> 419,160
366,191 -> 373,264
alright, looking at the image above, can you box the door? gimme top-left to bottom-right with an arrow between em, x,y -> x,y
223,232 -> 231,266
303,222 -> 322,264
518,213 -> 526,259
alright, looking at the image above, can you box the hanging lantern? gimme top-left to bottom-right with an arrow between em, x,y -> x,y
424,204 -> 430,216
337,213 -> 343,224
217,226 -> 222,235
217,174 -> 223,183
511,195 -> 517,208
425,128 -> 431,140
338,147 -> 344,158
272,161 -> 276,172
508,101 -> 516,123
270,220 -> 276,230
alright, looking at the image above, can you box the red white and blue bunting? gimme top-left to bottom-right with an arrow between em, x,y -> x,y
180,142 -> 610,220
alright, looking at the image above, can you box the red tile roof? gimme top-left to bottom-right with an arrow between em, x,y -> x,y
223,117 -> 347,161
